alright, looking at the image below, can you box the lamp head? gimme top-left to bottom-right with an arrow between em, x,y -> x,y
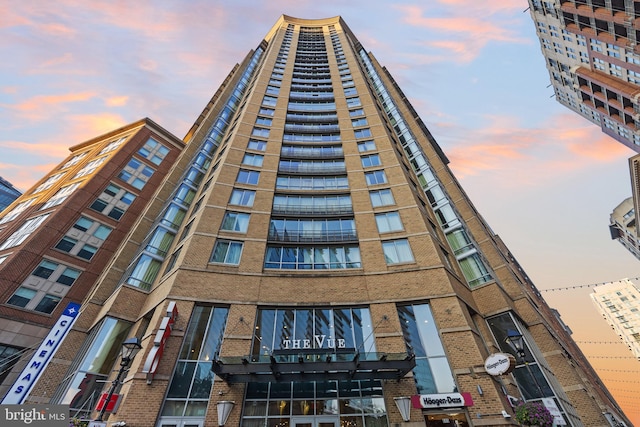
120,337 -> 142,365
505,329 -> 526,359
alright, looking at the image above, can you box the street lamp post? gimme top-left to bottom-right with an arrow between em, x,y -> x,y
95,337 -> 143,422
505,329 -> 544,399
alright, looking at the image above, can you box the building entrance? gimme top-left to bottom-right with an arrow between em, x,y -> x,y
291,415 -> 339,427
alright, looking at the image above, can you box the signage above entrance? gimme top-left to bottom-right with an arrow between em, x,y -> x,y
411,392 -> 474,409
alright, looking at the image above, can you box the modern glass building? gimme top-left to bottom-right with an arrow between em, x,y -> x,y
0,176 -> 21,213
10,15 -> 630,427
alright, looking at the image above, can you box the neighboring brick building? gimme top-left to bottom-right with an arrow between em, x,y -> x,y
8,15 -> 630,427
0,119 -> 184,399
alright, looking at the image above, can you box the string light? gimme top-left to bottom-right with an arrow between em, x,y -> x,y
539,276 -> 640,292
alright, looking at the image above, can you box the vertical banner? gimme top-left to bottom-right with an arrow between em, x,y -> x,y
1,302 -> 81,404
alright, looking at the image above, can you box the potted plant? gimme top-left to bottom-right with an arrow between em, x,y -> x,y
514,401 -> 555,427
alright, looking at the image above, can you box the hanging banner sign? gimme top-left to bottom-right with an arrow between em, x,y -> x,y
1,302 -> 81,404
142,301 -> 178,384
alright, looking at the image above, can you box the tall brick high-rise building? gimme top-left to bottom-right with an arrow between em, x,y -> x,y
5,15 -> 630,427
527,0 -> 640,152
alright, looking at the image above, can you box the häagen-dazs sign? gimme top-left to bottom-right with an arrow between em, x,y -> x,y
484,353 -> 516,376
411,392 -> 474,409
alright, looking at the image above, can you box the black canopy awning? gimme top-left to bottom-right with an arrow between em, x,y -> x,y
212,350 -> 415,383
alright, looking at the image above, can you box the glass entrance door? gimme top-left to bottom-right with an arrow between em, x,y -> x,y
291,415 -> 339,427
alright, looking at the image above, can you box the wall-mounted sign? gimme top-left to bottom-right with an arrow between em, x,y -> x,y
281,335 -> 347,350
142,301 -> 178,384
542,397 -> 567,425
411,392 -> 474,409
1,302 -> 81,404
484,352 -> 516,376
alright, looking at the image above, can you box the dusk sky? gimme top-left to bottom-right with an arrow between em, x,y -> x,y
1,0 -> 639,421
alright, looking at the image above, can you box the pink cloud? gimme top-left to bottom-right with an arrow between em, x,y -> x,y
4,92 -> 97,121
442,113 -> 633,187
395,4 -> 529,63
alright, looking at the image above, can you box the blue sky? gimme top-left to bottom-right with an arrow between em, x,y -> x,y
1,0 -> 638,419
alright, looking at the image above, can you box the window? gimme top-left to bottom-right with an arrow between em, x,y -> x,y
262,96 -> 277,107
72,216 -> 112,240
349,109 -> 364,117
352,118 -> 368,127
7,287 -> 36,308
118,158 -> 155,190
0,214 -> 50,250
236,170 -> 260,185
55,236 -> 98,260
365,170 -> 387,185
158,306 -> 228,423
90,183 -> 136,220
34,294 -> 61,314
370,189 -> 395,207
361,154 -> 381,168
259,107 -> 275,116
264,245 -> 362,269
256,117 -> 272,126
382,239 -> 414,264
210,240 -> 243,265
346,97 -> 361,108
0,199 -> 35,224
74,156 -> 107,178
31,260 -> 59,279
357,140 -> 376,152
248,139 -> 267,151
60,152 -> 87,169
221,212 -> 250,233
354,128 -> 372,138
138,138 -> 170,165
77,244 -> 97,260
41,183 -> 81,210
252,127 -> 270,138
229,189 -> 256,207
57,267 -> 81,286
242,153 -> 264,167
0,345 -> 21,386
375,212 -> 403,233
33,172 -> 65,193
31,260 -> 80,285
57,317 -> 133,419
99,136 -> 126,154
398,304 -> 456,394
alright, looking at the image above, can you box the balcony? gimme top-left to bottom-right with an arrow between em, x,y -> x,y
272,204 -> 353,216
268,229 -> 357,243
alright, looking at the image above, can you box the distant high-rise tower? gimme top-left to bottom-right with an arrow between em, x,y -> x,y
5,15 -> 630,427
591,279 -> 640,359
528,0 -> 640,152
609,196 -> 640,259
0,176 -> 21,213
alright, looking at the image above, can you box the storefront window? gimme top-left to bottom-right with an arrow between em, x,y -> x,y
160,305 -> 229,420
54,317 -> 132,419
397,303 -> 456,394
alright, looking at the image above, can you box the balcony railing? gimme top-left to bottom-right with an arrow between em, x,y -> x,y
268,229 -> 357,242
280,146 -> 344,158
278,163 -> 346,174
284,123 -> 341,133
272,204 -> 353,216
